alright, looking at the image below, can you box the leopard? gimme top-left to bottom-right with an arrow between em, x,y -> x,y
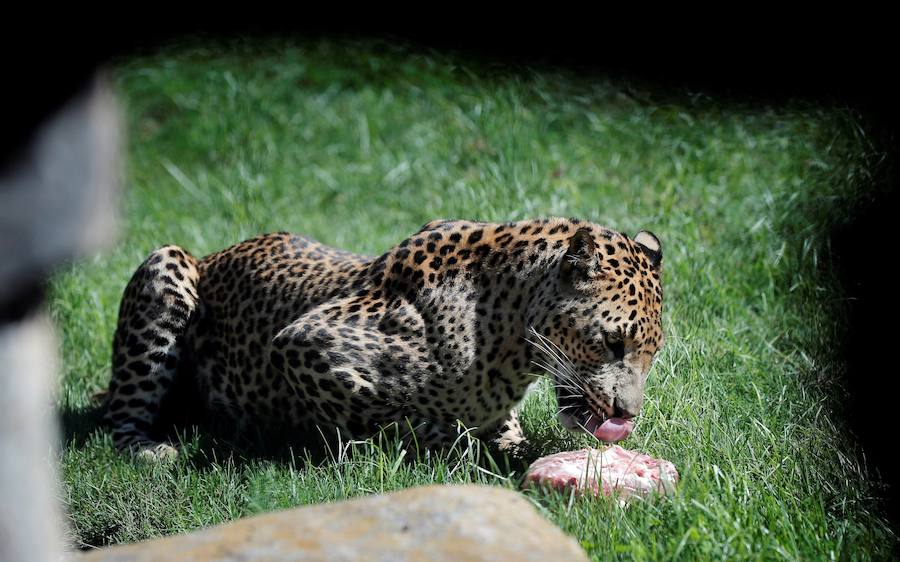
102,217 -> 664,461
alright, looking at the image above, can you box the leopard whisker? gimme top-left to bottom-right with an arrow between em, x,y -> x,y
531,359 -> 583,394
531,358 -> 578,384
526,330 -> 585,389
527,328 -> 581,376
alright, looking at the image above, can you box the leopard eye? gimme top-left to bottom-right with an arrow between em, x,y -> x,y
606,335 -> 625,361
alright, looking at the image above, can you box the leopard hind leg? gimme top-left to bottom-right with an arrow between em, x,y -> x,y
103,245 -> 200,461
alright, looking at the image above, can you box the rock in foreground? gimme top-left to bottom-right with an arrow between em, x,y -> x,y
78,484 -> 589,562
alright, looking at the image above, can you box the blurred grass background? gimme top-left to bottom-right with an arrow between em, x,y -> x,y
48,38 -> 896,559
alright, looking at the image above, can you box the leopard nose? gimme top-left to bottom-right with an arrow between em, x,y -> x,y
613,398 -> 638,420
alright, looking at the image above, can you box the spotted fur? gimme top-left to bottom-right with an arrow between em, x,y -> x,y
103,218 -> 664,459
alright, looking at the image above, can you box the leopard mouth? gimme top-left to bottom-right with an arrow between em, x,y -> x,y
558,394 -> 634,443
582,411 -> 633,442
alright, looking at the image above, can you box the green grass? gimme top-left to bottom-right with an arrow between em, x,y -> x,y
49,38 -> 897,559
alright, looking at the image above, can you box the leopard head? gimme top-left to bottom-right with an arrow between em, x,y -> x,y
528,227 -> 664,442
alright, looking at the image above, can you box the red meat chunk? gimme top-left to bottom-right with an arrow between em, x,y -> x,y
523,446 -> 678,501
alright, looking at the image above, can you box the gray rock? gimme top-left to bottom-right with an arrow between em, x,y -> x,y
0,72 -> 120,297
2,72 -> 121,562
78,484 -> 589,562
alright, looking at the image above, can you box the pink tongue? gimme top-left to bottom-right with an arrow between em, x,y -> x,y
592,417 -> 633,442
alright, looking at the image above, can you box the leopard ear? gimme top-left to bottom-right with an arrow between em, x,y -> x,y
561,227 -> 599,284
634,230 -> 662,270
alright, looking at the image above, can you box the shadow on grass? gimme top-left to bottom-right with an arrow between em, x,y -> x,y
763,109 -> 900,530
167,417 -> 553,479
57,390 -> 552,481
829,180 -> 899,525
58,403 -> 106,450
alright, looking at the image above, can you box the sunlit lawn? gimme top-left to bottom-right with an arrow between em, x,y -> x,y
50,38 -> 895,560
